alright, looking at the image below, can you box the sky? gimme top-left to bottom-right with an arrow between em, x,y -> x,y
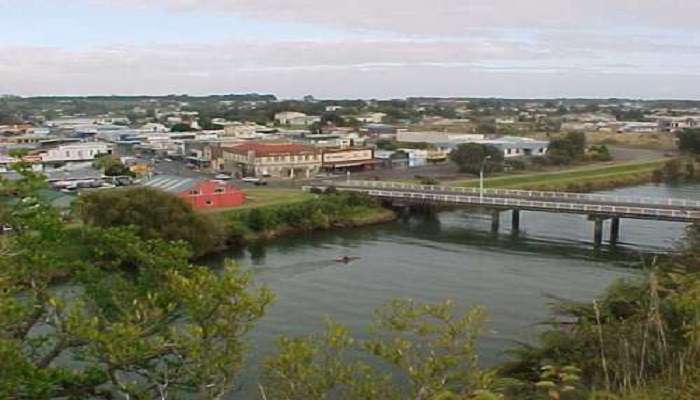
1,0 -> 699,99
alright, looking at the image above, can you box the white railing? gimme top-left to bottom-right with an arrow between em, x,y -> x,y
333,188 -> 700,221
340,180 -> 700,209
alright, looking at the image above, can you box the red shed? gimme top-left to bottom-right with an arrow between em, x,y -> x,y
144,175 -> 246,210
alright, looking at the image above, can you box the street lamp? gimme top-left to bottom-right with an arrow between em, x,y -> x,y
479,155 -> 492,202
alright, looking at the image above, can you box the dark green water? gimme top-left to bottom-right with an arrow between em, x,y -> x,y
206,183 -> 700,396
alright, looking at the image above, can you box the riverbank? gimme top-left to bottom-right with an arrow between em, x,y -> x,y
450,158 -> 672,192
217,192 -> 397,244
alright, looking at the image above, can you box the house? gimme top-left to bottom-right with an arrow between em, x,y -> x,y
618,122 -> 659,133
472,137 -> 549,158
140,123 -> 169,133
222,142 -> 322,178
356,113 -> 387,124
275,112 -> 307,125
657,116 -> 700,133
143,175 -> 246,210
40,142 -> 113,163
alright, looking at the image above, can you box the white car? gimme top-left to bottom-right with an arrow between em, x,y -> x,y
215,174 -> 233,180
241,176 -> 261,183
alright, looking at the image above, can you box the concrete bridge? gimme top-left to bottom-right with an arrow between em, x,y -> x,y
305,180 -> 700,246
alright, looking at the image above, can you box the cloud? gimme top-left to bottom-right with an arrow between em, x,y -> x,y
104,0 -> 700,35
1,38 -> 699,98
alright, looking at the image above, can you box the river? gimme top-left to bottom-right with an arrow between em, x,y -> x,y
205,183 -> 700,394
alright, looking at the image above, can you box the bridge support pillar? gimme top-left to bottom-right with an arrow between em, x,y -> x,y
511,209 -> 520,233
593,218 -> 604,247
610,217 -> 620,244
491,210 -> 501,233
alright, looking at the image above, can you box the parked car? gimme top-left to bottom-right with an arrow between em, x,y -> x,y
215,174 -> 233,180
241,176 -> 261,183
254,180 -> 268,186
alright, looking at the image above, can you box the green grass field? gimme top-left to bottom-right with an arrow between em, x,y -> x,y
228,188 -> 314,210
450,158 -> 670,191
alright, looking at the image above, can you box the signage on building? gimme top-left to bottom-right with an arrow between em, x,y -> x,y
323,149 -> 373,163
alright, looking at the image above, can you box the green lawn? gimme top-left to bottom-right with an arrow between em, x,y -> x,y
225,188 -> 314,210
450,158 -> 670,190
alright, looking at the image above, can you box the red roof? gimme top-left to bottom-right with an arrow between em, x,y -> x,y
224,143 -> 320,157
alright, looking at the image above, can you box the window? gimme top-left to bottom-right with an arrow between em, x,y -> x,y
215,187 -> 225,193
190,190 -> 200,195
205,200 -> 214,206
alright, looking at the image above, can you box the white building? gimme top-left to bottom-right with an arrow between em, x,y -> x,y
40,142 -> 113,163
619,122 -> 659,133
275,111 -> 307,125
357,113 -> 387,124
140,123 -> 169,133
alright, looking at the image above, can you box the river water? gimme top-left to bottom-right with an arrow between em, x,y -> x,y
205,183 -> 700,394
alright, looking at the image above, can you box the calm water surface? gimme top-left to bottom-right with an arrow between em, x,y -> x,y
206,183 -> 700,395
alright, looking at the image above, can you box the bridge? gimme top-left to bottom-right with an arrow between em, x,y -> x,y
305,180 -> 700,246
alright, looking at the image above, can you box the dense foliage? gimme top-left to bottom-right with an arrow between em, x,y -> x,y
77,187 -> 225,257
93,155 -> 134,177
449,143 -> 505,175
0,171 -> 273,399
225,192 -> 384,238
544,132 -> 587,165
678,129 -> 700,155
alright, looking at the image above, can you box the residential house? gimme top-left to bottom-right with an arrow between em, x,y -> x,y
275,111 -> 308,125
356,113 -> 387,124
143,175 -> 246,210
222,142 -> 322,178
618,122 -> 659,133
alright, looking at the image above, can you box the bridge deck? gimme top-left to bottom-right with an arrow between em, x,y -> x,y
308,181 -> 700,223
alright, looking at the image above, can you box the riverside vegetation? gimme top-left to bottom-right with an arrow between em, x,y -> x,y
2,168 -> 699,399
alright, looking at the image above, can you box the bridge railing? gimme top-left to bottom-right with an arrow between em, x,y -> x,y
336,188 -> 700,221
340,180 -> 700,209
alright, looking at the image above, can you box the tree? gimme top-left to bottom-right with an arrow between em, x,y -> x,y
94,155 -> 134,177
449,143 -> 504,175
678,129 -> 700,154
77,187 -> 225,257
0,171 -> 274,399
171,123 -> 197,132
546,132 -> 586,165
262,300 -> 505,400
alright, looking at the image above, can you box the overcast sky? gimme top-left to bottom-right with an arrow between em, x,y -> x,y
1,0 -> 699,99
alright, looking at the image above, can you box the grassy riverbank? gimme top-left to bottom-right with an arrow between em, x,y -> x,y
451,158 -> 671,192
219,192 -> 397,243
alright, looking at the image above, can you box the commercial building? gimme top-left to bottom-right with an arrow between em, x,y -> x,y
40,142 -> 113,163
143,175 -> 246,210
321,147 -> 376,172
222,143 -> 322,178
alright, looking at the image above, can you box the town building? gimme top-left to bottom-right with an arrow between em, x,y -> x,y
274,112 -> 321,127
618,122 -> 659,133
657,116 -> 700,132
356,113 -> 387,124
40,142 -> 113,163
143,175 -> 246,210
321,147 -> 376,172
222,142 -> 322,178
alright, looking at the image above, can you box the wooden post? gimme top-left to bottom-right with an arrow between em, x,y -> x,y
610,217 -> 620,244
512,209 -> 520,233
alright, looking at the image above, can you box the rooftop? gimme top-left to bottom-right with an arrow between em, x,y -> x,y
224,142 -> 320,156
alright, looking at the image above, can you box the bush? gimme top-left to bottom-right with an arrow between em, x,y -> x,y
77,187 -> 225,257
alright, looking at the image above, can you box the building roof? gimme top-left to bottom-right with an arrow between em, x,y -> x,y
224,142 -> 320,157
143,175 -> 199,193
